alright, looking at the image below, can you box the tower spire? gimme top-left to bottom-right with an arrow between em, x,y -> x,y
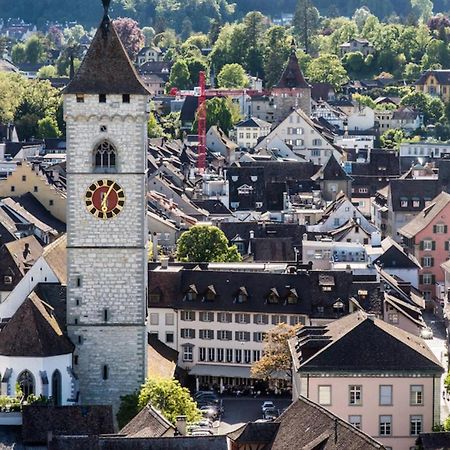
102,0 -> 111,18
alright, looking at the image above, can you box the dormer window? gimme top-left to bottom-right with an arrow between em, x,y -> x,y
204,285 -> 216,301
286,288 -> 298,304
94,141 -> 116,172
267,288 -> 280,304
236,287 -> 248,303
76,94 -> 85,103
186,284 -> 198,301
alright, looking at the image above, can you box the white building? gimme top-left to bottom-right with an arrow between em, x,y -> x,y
232,117 -> 271,149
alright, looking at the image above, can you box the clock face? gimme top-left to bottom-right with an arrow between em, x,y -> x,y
85,179 -> 125,219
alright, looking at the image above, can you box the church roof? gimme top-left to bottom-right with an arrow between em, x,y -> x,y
64,16 -> 149,95
274,46 -> 310,90
0,292 -> 74,357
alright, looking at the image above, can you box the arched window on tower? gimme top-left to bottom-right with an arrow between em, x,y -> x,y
94,141 -> 117,172
17,370 -> 35,398
51,370 -> 62,405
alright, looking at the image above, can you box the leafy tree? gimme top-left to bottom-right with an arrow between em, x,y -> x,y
117,378 -> 201,430
185,56 -> 209,87
401,90 -> 444,123
47,26 -> 64,48
403,62 -> 422,81
142,26 -> 156,46
182,34 -> 210,52
37,65 -> 57,79
113,18 -> 144,60
11,43 -> 26,65
176,225 -> 242,263
192,97 -> 240,135
160,112 -> 181,139
217,63 -> 249,88
64,24 -> 86,45
24,35 -> 48,64
138,378 -> 201,424
293,0 -> 320,54
251,323 -> 300,381
263,26 -> 291,88
411,0 -> 434,23
37,116 -> 61,138
381,128 -> 405,149
342,51 -> 367,77
0,73 -> 26,123
168,59 -> 191,90
353,6 -> 372,31
148,112 -> 164,138
353,93 -> 376,109
306,54 -> 349,90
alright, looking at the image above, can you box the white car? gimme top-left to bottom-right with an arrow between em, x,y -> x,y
261,401 -> 275,413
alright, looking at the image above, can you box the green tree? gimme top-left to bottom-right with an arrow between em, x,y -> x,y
25,35 -> 47,64
241,11 -> 266,76
251,323 -> 300,382
142,26 -> 155,46
176,225 -> 242,263
342,51 -> 367,77
403,63 -> 422,82
0,73 -> 26,123
185,56 -> 209,87
381,128 -> 405,149
411,0 -> 434,23
293,0 -> 320,54
37,116 -> 61,138
148,112 -> 164,138
168,59 -> 191,90
306,54 -> 349,90
117,378 -> 201,430
11,43 -> 26,65
263,26 -> 291,88
138,378 -> 201,424
64,24 -> 86,45
353,94 -> 376,109
37,65 -> 57,79
217,63 -> 249,88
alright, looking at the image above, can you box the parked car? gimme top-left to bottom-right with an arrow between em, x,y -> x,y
263,407 -> 279,421
200,405 -> 220,419
261,401 -> 275,414
420,327 -> 433,340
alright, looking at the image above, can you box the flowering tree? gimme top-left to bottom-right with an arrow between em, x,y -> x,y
113,18 -> 144,60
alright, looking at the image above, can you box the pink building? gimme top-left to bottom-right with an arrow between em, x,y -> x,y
290,311 -> 444,450
399,191 -> 450,305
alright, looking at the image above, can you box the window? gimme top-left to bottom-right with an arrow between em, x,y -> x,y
217,348 -> 224,362
149,313 -> 159,325
410,415 -> 422,435
318,385 -> 331,405
49,199 -> 54,206
76,94 -> 84,103
235,313 -> 250,324
272,315 -> 287,325
200,311 -> 214,322
166,332 -> 174,343
387,313 -> 398,324
236,288 -> 248,303
10,186 -> 14,192
218,312 -> 232,323
180,328 -> 195,339
253,350 -> 261,362
410,385 -> 423,405
204,286 -> 216,301
17,370 -> 35,397
267,289 -> 280,304
349,385 -> 362,405
290,316 -> 304,326
199,329 -> 214,340
422,256 -> 434,267
334,218 -> 340,227
33,186 -> 38,192
235,348 -> 242,363
122,94 -> 130,103
379,415 -> 392,436
218,330 -> 232,340
22,175 -> 26,181
423,273 -> 433,285
165,313 -> 174,326
181,311 -> 195,321
208,348 -> 215,362
312,138 -> 322,146
413,199 -> 420,208
423,240 -> 434,251
102,364 -> 109,380
75,276 -> 82,287
435,224 -> 447,233
94,141 -> 116,171
99,94 -> 106,103
199,347 -> 206,361
74,355 -> 79,365
349,415 -> 362,429
226,348 -> 233,362
379,385 -> 393,406
235,331 -> 250,342
103,308 -> 109,322
254,314 -> 268,325
401,199 -> 408,208
287,290 -> 298,304
183,345 -> 193,362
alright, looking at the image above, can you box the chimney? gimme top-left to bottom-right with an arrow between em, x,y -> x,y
248,230 -> 255,255
175,416 -> 187,436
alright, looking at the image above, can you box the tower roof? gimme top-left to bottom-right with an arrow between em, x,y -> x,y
64,16 -> 149,95
274,43 -> 310,90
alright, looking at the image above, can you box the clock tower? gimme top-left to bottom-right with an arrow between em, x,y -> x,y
64,6 -> 149,407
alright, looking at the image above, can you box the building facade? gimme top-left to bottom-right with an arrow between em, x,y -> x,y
64,12 -> 149,407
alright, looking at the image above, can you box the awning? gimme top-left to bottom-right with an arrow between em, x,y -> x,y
189,364 -> 251,378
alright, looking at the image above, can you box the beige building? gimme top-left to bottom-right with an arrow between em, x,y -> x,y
0,162 -> 66,223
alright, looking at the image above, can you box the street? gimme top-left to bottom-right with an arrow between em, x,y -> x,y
215,397 -> 292,434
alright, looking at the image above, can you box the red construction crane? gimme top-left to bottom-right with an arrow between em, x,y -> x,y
197,71 -> 207,171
